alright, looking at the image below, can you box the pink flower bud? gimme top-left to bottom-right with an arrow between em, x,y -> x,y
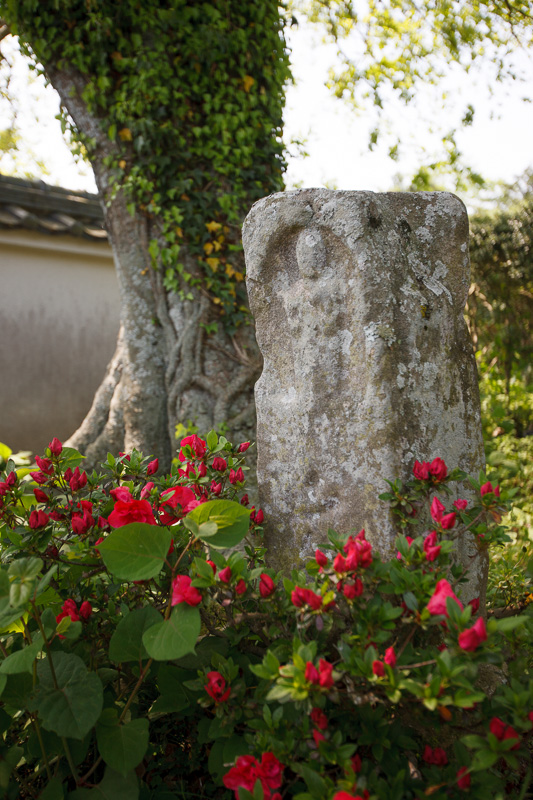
147,458 -> 159,476
237,442 -> 250,453
48,437 -> 63,456
235,579 -> 247,595
33,488 -> 49,503
197,462 -> 207,477
79,600 -> 93,620
207,560 -> 217,575
240,494 -> 249,506
372,660 -> 385,677
259,573 -> 275,597
212,457 -> 227,471
218,566 -> 232,584
305,661 -> 319,684
211,481 -> 222,496
384,646 -> 396,667
140,482 -> 155,500
29,509 -> 49,529
254,509 -> 264,524
315,549 -> 328,567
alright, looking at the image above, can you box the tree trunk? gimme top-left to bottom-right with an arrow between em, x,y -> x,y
47,66 -> 261,472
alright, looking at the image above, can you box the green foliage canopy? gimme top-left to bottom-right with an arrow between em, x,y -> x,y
0,0 -> 290,332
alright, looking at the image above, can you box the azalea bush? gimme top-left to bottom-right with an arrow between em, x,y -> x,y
0,437 -> 532,800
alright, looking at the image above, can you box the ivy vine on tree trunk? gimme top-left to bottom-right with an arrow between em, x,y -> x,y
0,0 -> 290,470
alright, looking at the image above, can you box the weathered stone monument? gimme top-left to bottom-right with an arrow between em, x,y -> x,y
243,190 -> 486,597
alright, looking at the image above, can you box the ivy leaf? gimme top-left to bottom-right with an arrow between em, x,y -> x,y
96,718 -> 149,776
109,607 -> 163,663
187,500 -> 250,549
30,653 -> 103,740
0,639 -> 43,675
98,524 -> 172,581
142,605 -> 200,661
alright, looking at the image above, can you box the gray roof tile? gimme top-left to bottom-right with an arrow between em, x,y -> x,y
0,174 -> 107,242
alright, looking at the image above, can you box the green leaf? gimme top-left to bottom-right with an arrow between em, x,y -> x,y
109,607 -> 163,663
30,653 -> 103,740
38,776 -> 65,799
98,524 -> 172,581
58,447 -> 85,469
471,749 -> 499,770
187,500 -> 250,549
151,665 -> 189,713
493,615 -> 527,633
69,767 -> 138,800
142,605 -> 200,661
96,718 -> 149,776
294,763 -> 327,796
8,557 -> 43,606
206,430 -> 218,450
0,639 -> 43,675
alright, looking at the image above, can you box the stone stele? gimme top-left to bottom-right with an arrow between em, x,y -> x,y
243,189 -> 486,598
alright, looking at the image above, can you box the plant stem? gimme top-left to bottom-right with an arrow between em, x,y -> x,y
118,657 -> 153,724
30,716 -> 52,781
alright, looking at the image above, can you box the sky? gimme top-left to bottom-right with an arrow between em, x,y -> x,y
1,19 -> 533,201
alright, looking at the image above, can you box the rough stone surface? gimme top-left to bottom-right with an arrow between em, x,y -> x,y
243,189 -> 486,597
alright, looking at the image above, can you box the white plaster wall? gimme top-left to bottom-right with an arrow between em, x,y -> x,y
0,230 -> 120,456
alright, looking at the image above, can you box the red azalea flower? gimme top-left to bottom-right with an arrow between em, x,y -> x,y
205,670 -> 231,703
315,549 -> 328,567
146,458 -> 159,475
237,442 -> 250,453
259,573 -> 275,597
29,509 -> 49,529
305,661 -> 319,684
458,617 -> 487,652
212,457 -> 227,471
108,498 -> 156,528
178,434 -> 207,462
428,457 -> 447,481
413,459 -> 430,480
218,566 -> 232,584
48,437 -> 63,456
159,485 -> 197,524
235,579 -> 247,595
489,717 -> 520,748
423,745 -> 448,765
468,597 -> 480,613
69,467 -> 88,492
350,753 -> 362,773
427,579 -> 463,617
312,729 -> 326,746
454,498 -> 468,511
423,531 -> 442,562
456,767 -> 471,790
71,509 -> 95,536
342,579 -> 363,599
480,481 -> 500,498
171,575 -> 202,606
384,646 -> 396,667
110,486 -> 133,502
372,660 -> 385,677
310,707 -> 328,729
79,600 -> 93,620
318,659 -> 334,688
